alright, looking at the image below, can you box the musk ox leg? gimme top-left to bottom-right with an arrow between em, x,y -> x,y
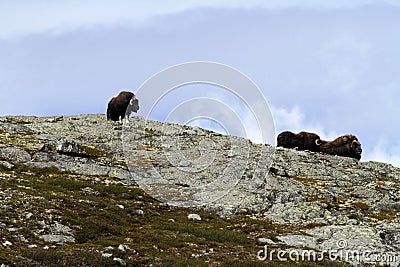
123,115 -> 130,124
124,109 -> 131,123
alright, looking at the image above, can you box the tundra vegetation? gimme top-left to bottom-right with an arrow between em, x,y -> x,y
0,115 -> 398,266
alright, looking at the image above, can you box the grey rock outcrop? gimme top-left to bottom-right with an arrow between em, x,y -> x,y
0,114 -> 399,266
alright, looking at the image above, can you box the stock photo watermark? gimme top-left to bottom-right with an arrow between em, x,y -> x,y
257,239 -> 399,265
122,61 -> 276,207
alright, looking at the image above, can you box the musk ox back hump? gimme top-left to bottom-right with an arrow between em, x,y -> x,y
277,131 -> 296,148
277,131 -> 321,152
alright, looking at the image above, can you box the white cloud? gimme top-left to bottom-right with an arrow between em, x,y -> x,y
0,1 -> 188,39
364,139 -> 400,167
1,0 -> 399,39
271,106 -> 304,131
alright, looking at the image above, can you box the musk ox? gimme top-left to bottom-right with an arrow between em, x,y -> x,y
107,91 -> 139,122
277,131 -> 322,152
319,134 -> 362,160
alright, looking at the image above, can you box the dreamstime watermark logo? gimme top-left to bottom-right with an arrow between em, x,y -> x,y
257,239 -> 399,265
122,61 -> 276,207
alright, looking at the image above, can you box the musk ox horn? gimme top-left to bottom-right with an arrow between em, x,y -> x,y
315,139 -> 322,145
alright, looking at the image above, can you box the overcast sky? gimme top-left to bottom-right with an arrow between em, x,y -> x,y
0,0 -> 399,166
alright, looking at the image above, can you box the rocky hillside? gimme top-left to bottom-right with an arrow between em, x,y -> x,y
0,114 -> 399,266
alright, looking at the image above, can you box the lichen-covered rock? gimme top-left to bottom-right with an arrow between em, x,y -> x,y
39,234 -> 76,245
0,114 -> 399,266
56,139 -> 81,156
0,147 -> 31,163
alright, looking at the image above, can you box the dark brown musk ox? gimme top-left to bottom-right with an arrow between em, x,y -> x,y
277,131 -> 322,152
319,134 -> 362,160
107,91 -> 139,122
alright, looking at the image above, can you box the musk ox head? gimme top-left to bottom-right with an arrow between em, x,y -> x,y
131,96 -> 139,112
277,131 -> 321,152
127,94 -> 139,114
347,135 -> 362,159
107,91 -> 139,122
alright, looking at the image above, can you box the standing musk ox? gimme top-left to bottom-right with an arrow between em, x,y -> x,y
319,134 -> 362,160
107,91 -> 139,122
277,131 -> 322,152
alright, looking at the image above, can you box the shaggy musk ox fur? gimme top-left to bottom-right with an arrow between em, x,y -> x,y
277,131 -> 322,152
107,91 -> 139,121
319,134 -> 362,160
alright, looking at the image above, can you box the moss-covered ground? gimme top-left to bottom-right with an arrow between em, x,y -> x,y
0,163 -> 352,267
